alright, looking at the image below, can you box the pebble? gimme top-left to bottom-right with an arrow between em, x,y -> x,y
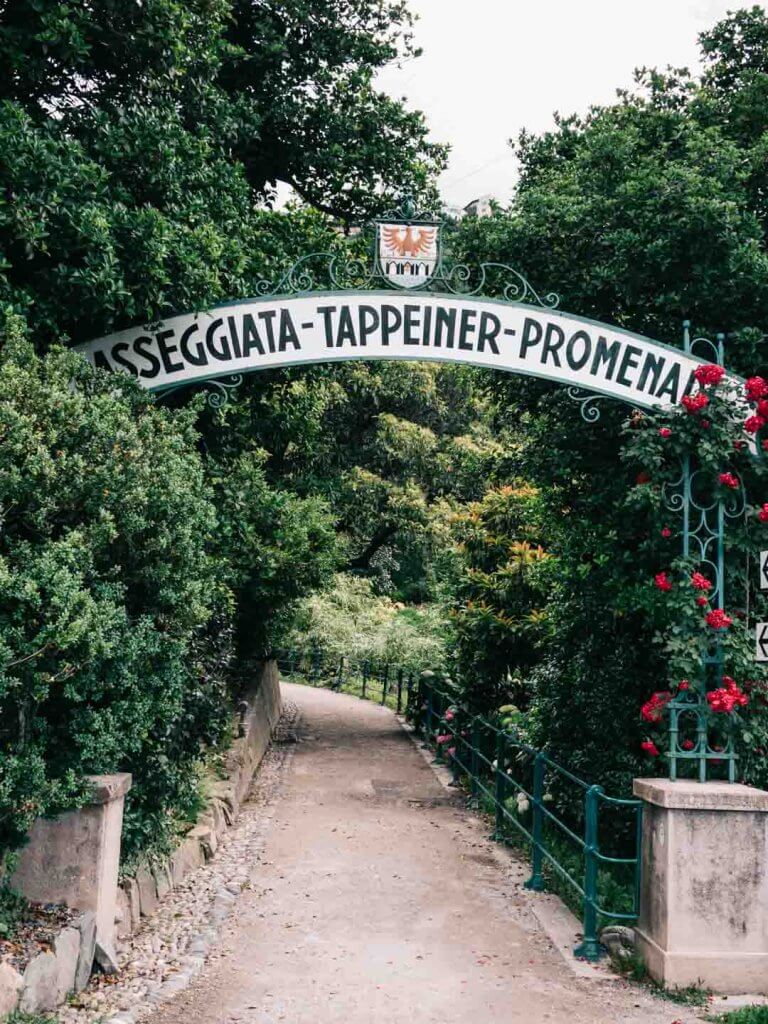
56,701 -> 299,1024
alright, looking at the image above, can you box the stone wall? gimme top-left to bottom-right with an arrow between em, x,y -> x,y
2,661 -> 282,1017
115,660 -> 282,944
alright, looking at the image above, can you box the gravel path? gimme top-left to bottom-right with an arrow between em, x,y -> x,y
58,702 -> 300,1024
134,682 -> 704,1024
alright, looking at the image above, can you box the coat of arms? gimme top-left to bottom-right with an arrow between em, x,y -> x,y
377,219 -> 440,288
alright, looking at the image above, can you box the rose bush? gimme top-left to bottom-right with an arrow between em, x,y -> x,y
625,363 -> 768,780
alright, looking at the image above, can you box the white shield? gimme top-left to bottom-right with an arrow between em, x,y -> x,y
377,222 -> 439,288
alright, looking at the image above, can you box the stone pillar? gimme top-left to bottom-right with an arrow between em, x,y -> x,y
12,773 -> 132,969
634,777 -> 768,994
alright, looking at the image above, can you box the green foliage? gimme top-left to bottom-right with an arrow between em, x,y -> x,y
0,0 -> 446,319
208,446 -> 337,661
0,0 -> 446,870
715,1007 -> 768,1024
449,484 -> 549,711
209,361 -> 502,601
6,1013 -> 58,1024
0,313 -> 229,861
442,8 -> 768,794
284,572 -> 450,674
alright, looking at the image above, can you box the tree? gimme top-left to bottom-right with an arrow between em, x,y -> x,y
443,8 -> 768,789
0,1 -> 447,232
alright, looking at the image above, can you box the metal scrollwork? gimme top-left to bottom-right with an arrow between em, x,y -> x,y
566,387 -> 604,423
203,374 -> 243,409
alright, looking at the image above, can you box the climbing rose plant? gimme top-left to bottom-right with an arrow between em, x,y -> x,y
623,361 -> 768,782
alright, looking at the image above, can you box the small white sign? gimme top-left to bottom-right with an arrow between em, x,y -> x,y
757,623 -> 768,662
760,551 -> 768,591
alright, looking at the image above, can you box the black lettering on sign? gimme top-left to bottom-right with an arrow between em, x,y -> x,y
565,330 -> 591,371
94,350 -> 112,372
336,306 -> 356,347
278,309 -> 300,351
156,329 -> 184,374
616,344 -> 642,388
242,314 -> 265,356
227,316 -> 242,359
403,304 -> 420,345
259,310 -> 277,353
381,305 -> 401,346
590,336 -> 621,379
433,306 -> 456,349
134,335 -> 162,378
422,305 -> 433,345
542,323 -> 565,367
520,317 -> 543,358
180,324 -> 207,368
655,364 -> 682,403
458,308 -> 477,351
206,319 -> 231,361
477,312 -> 500,354
112,342 -> 138,376
637,352 -> 665,394
317,306 -> 336,348
359,305 -> 379,346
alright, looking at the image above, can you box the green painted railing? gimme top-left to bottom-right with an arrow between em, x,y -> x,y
276,649 -> 642,960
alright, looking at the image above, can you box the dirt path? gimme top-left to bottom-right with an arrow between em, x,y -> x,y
148,682 -> 700,1024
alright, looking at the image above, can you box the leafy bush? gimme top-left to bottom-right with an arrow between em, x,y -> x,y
0,315 -> 226,863
716,1008 -> 768,1024
284,572 -> 450,674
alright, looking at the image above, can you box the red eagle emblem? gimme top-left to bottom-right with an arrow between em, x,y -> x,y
381,225 -> 436,258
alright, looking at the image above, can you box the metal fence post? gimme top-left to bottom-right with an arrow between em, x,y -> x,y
469,718 -> 480,803
335,655 -> 344,692
574,785 -> 603,961
362,659 -> 369,700
493,731 -> 506,839
396,667 -> 403,714
381,663 -> 389,705
406,672 -> 414,718
524,753 -> 545,891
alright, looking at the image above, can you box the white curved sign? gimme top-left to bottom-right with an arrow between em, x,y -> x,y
77,292 -> 704,408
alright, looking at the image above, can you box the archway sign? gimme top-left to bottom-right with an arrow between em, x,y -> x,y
76,200 -> 750,783
76,200 -> 711,418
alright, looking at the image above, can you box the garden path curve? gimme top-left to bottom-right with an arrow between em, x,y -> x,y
147,682 -> 700,1024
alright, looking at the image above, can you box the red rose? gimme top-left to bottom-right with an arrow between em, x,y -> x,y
641,740 -> 660,757
636,471 -> 651,485
694,364 -> 726,386
678,680 -> 690,690
701,419 -> 711,429
696,596 -> 708,606
763,439 -> 768,452
706,608 -> 733,629
681,393 -> 709,414
718,472 -> 739,489
734,440 -> 747,451
682,739 -> 695,751
691,571 -> 712,591
745,415 -> 766,435
758,400 -> 768,418
759,504 -> 768,523
654,572 -> 673,592
641,691 -> 672,723
707,681 -> 748,712
659,427 -> 672,438
746,377 -> 768,401
661,527 -> 672,538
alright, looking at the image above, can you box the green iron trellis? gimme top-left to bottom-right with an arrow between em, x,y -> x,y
277,649 -> 643,961
661,325 -> 746,782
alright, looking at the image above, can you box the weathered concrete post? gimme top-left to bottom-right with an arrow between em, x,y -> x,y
12,773 -> 132,971
634,777 -> 768,994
